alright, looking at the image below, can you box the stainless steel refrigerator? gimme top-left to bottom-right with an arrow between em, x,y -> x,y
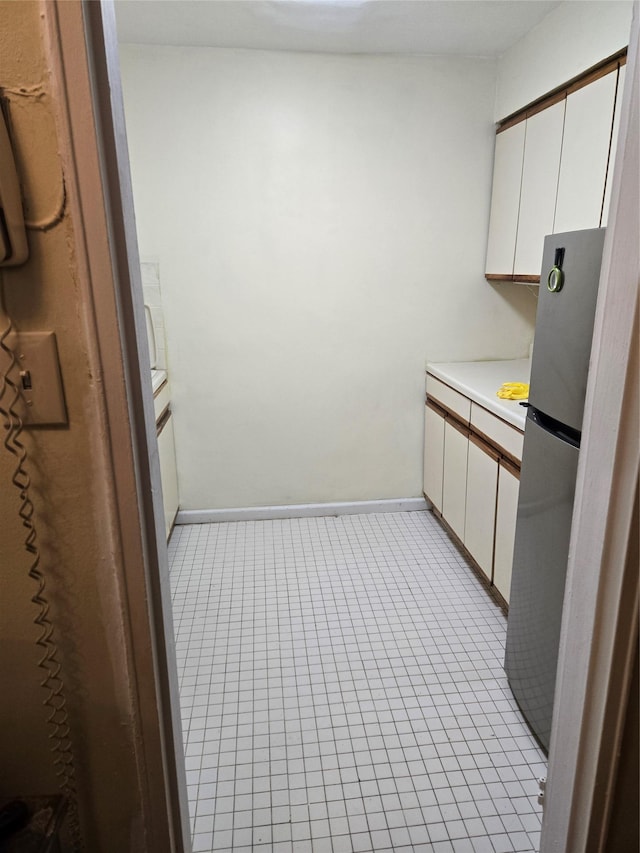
504,227 -> 606,753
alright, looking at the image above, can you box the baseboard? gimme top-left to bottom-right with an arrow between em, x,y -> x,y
175,497 -> 428,525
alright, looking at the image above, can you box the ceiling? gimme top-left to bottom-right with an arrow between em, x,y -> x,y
114,0 -> 562,57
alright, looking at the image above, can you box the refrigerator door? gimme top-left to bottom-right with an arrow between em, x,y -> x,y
504,411 -> 580,751
529,228 -> 606,432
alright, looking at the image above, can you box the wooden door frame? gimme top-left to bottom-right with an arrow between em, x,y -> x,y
64,0 -> 638,849
540,6 -> 639,851
54,1 -> 191,849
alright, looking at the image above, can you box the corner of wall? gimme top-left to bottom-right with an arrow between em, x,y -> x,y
495,0 -> 633,119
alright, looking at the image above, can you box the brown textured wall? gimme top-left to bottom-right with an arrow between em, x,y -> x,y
0,1 -> 150,848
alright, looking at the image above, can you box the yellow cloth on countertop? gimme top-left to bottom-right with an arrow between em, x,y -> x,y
497,382 -> 529,400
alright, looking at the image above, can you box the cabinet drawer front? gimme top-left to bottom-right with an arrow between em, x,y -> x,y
426,375 -> 471,424
471,403 -> 524,462
153,381 -> 171,423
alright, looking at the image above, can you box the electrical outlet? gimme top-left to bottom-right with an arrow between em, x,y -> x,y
4,331 -> 67,426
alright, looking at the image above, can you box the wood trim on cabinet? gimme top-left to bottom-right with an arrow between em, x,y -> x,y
485,273 -> 515,282
426,398 -> 448,419
426,397 -> 470,429
426,392 -> 523,469
472,425 -> 522,470
566,53 -> 627,97
486,274 -> 541,284
499,89 -> 567,132
513,274 -> 541,284
152,378 -> 168,398
469,431 -> 501,462
496,48 -> 627,133
472,400 -> 527,436
521,89 -> 567,122
156,405 -> 171,435
423,489 -> 439,510
446,417 -> 470,439
499,456 -> 521,481
431,508 -> 508,616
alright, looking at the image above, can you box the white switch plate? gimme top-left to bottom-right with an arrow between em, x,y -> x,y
4,331 -> 67,426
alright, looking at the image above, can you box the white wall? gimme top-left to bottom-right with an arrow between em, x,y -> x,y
495,1 -> 633,119
120,45 -> 537,510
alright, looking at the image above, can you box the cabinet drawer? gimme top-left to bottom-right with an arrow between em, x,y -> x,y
426,375 -> 471,424
153,380 -> 171,423
471,403 -> 524,462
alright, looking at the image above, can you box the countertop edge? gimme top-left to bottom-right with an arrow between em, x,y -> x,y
427,360 -> 530,430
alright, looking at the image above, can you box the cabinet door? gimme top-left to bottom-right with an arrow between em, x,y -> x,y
485,121 -> 526,277
158,413 -> 179,539
601,65 -> 626,226
493,461 -> 519,604
464,437 -> 499,581
442,420 -> 469,541
513,100 -> 565,276
424,403 -> 445,512
554,70 -> 618,234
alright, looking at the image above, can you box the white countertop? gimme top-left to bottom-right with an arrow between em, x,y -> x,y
427,359 -> 531,430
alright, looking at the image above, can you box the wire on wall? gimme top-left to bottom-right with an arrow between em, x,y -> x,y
0,278 -> 83,850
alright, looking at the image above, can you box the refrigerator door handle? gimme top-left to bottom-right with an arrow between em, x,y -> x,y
528,407 -> 581,448
547,247 -> 566,293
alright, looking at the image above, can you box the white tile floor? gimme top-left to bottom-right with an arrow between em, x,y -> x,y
168,511 -> 546,853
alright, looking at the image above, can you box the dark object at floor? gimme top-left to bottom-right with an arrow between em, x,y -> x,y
0,798 -> 66,853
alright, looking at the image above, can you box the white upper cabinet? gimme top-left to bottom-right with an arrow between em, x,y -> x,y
485,122 -> 525,277
513,100 -> 565,276
553,69 -> 618,234
485,57 -> 625,280
601,65 -> 626,226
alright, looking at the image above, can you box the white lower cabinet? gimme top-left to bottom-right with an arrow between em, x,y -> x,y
442,420 -> 469,541
464,437 -> 499,581
158,412 -> 179,539
423,382 -> 523,605
423,403 -> 445,513
493,461 -> 520,604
